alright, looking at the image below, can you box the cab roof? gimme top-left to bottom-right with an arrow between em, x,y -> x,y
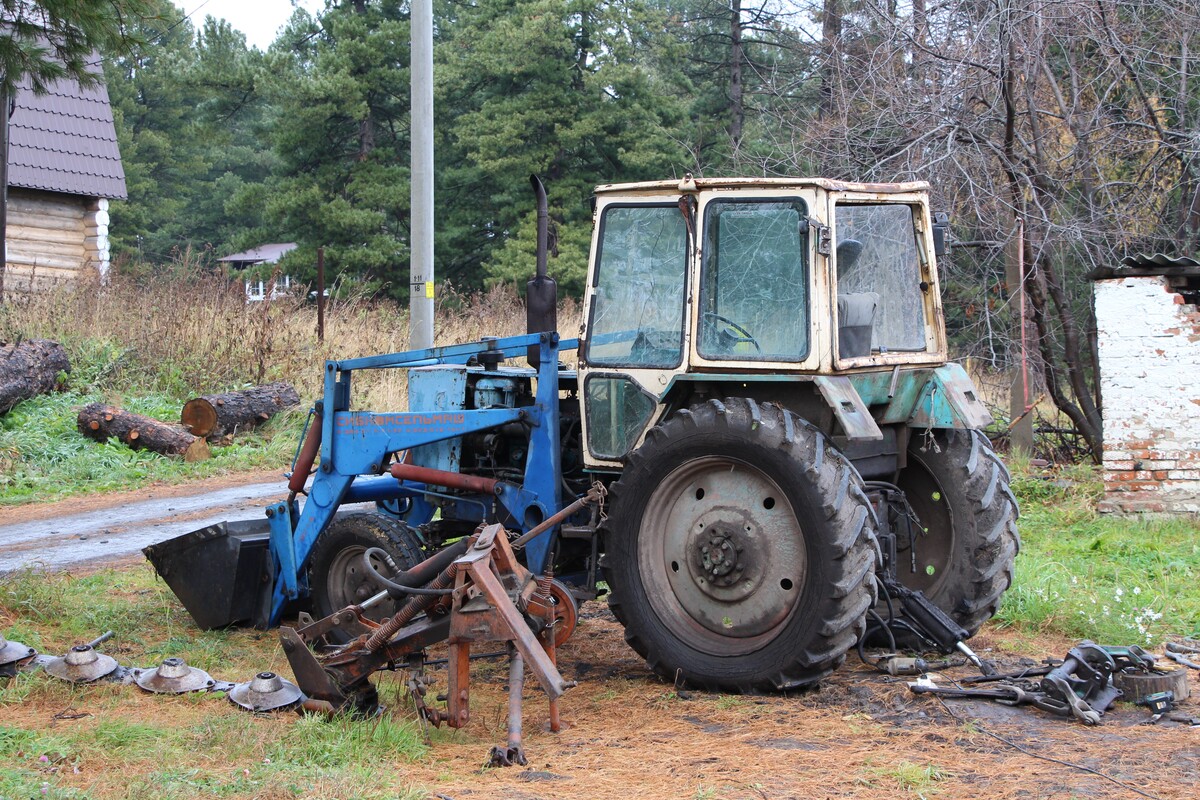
593,176 -> 930,196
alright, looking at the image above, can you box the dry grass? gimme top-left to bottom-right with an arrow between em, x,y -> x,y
0,264 -> 581,411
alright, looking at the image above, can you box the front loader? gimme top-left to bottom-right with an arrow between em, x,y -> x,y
147,174 -> 1018,709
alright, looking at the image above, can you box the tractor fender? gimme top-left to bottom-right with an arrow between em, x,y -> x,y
907,363 -> 992,430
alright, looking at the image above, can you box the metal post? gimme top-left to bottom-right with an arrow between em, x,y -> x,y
1006,218 -> 1033,456
409,0 -> 435,349
316,246 -> 325,343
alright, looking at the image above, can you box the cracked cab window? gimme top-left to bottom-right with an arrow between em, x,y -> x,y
835,204 -> 927,356
699,199 -> 809,361
586,205 -> 687,369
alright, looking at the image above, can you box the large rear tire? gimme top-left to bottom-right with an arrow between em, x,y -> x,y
604,398 -> 879,692
308,512 -> 425,640
894,429 -> 1020,635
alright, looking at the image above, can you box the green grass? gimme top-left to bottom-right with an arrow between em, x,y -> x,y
0,338 -> 302,506
0,564 -> 428,800
996,463 -> 1200,645
860,760 -> 951,797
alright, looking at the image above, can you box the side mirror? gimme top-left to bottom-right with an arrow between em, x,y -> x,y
932,212 -> 951,258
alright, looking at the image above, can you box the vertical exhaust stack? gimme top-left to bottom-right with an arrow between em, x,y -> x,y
526,175 -> 557,368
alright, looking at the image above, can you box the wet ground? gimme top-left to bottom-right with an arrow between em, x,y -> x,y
0,472 -> 289,572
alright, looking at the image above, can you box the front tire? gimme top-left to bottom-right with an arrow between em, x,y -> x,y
894,429 -> 1020,635
308,512 -> 425,638
604,398 -> 879,692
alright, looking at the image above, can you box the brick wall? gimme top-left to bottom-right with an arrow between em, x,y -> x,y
1095,275 -> 1200,514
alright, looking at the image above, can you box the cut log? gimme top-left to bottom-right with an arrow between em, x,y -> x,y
1114,664 -> 1190,704
181,382 -> 301,438
0,339 -> 71,414
77,403 -> 210,461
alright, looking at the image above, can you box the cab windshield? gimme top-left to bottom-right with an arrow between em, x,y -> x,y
698,199 -> 809,362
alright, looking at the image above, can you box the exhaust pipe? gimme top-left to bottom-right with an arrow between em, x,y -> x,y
526,174 -> 557,368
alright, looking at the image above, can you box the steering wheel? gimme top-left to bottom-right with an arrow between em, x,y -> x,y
701,312 -> 762,354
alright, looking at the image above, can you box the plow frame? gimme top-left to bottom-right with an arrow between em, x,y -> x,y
280,524 -> 574,761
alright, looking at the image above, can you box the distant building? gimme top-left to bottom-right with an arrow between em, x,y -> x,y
218,242 -> 298,302
6,61 -> 126,292
1092,254 -> 1200,515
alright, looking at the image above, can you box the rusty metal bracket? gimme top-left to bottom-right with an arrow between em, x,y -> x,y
280,523 -> 575,764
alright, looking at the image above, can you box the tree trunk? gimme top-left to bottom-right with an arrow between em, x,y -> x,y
0,339 -> 71,414
78,403 -> 210,461
729,0 -> 744,149
180,382 -> 301,439
819,0 -> 842,119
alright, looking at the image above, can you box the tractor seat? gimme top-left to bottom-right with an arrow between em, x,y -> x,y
837,292 -> 880,358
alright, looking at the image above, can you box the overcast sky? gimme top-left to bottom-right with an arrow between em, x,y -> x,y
173,0 -> 325,51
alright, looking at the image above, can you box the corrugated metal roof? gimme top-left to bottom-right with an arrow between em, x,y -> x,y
1087,253 -> 1200,281
1119,253 -> 1200,269
218,243 -> 298,265
7,62 -> 127,200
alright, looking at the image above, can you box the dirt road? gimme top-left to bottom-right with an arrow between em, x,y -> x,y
0,473 -> 289,573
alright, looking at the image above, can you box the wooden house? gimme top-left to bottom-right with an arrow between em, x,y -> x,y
218,243 -> 298,302
5,64 -> 126,292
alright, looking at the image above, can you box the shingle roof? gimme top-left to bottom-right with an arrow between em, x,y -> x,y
7,63 -> 127,200
218,243 -> 298,265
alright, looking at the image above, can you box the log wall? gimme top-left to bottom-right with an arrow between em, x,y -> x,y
5,189 -> 110,292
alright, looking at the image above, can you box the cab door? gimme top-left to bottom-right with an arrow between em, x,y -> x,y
578,195 -> 691,469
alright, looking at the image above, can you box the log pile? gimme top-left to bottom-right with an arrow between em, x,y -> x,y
1,339 -> 71,414
181,382 -> 300,439
78,403 -> 211,461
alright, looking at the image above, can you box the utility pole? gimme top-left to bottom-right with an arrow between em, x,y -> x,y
409,0 -> 434,349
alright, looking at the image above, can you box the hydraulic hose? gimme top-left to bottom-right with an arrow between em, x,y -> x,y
360,539 -> 470,598
365,564 -> 458,652
362,547 -> 454,597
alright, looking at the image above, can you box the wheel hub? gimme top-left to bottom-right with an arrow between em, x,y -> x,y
681,511 -> 767,607
697,529 -> 743,586
642,456 -> 807,655
328,546 -> 393,619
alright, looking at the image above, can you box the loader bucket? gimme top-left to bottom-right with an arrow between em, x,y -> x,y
143,519 -> 273,630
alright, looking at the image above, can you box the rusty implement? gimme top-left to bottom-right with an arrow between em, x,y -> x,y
281,523 -> 575,764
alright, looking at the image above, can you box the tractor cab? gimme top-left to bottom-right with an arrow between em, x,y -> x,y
577,176 -> 975,470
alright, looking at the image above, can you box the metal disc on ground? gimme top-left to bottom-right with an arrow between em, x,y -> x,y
133,657 -> 216,694
0,633 -> 36,666
45,644 -> 119,683
229,671 -> 304,712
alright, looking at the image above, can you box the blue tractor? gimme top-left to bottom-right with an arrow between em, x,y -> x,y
147,175 -> 1018,696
